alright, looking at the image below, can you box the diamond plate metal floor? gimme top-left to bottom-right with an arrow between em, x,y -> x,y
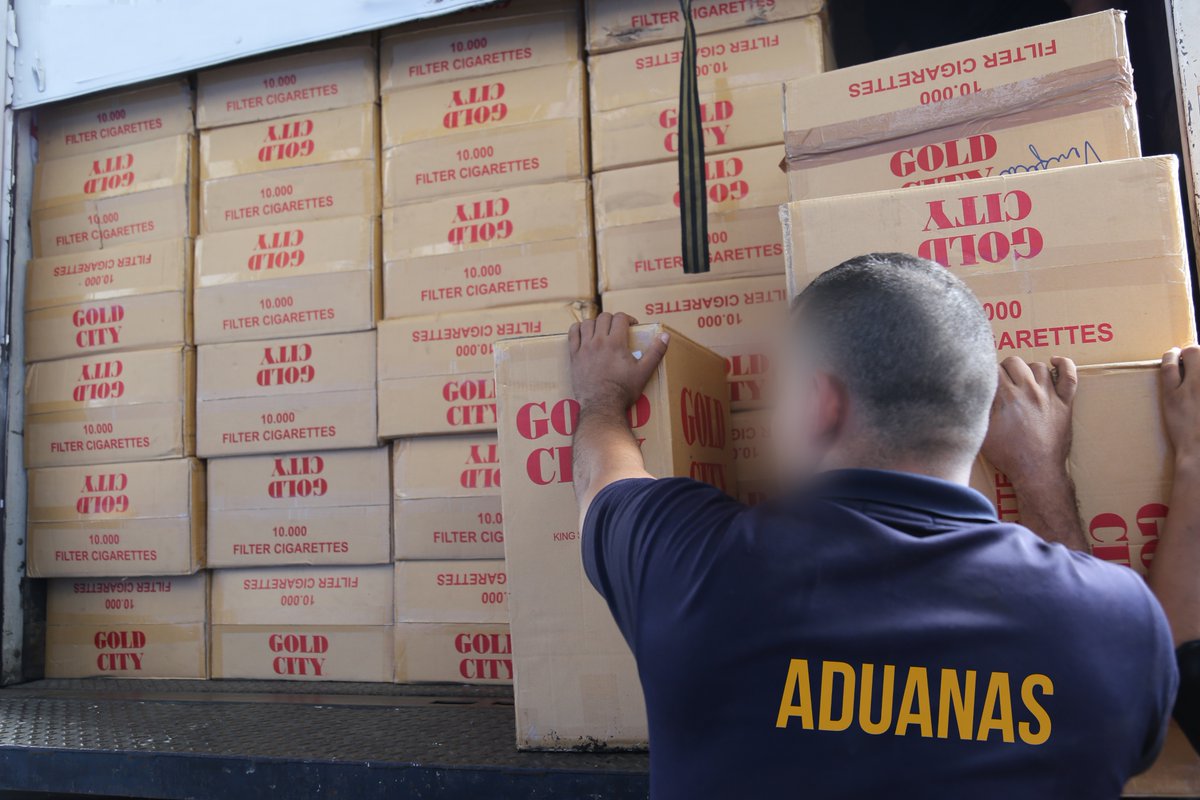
0,679 -> 650,799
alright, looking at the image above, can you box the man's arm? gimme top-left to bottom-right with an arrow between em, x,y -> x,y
569,312 -> 670,527
981,356 -> 1087,550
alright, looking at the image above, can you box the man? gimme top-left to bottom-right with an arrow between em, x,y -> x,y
569,253 -> 1177,799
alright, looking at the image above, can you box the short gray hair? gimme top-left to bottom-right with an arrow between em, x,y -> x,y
792,252 -> 997,460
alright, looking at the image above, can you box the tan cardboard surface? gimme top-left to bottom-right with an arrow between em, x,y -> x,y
377,302 -> 592,437
210,624 -> 392,681
394,622 -> 512,684
602,275 -> 787,409
207,447 -> 391,567
196,331 -> 377,457
731,409 -> 772,505
26,238 -> 190,311
201,159 -> 379,234
34,134 -> 195,211
595,146 -> 788,290
26,290 -> 190,363
195,216 -> 379,344
201,104 -> 379,180
587,0 -> 825,52
393,435 -> 501,500
37,79 -> 194,160
972,362 -> 1170,576
211,564 -> 393,626
24,346 -> 194,468
589,16 -> 827,112
381,8 -> 580,91
1127,726 -> 1200,797
783,156 -> 1197,365
197,41 -> 377,128
495,324 -> 733,748
394,560 -> 509,624
46,622 -> 207,678
382,117 -> 588,204
384,236 -> 594,318
32,185 -> 195,258
384,180 -> 590,260
27,457 -> 204,578
47,572 -> 208,626
592,82 -> 787,172
394,495 -> 505,560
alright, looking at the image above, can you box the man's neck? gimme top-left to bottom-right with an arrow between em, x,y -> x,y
819,448 -> 973,486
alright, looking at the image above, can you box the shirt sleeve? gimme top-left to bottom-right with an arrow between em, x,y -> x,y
581,477 -> 745,653
1131,581 -> 1181,775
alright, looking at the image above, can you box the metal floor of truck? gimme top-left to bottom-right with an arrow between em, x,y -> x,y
0,679 -> 650,798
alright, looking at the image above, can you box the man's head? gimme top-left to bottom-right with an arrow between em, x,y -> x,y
772,252 -> 997,482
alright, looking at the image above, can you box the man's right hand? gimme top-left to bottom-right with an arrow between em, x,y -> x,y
1161,346 -> 1200,471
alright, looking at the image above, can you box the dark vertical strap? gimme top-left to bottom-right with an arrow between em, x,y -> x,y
677,0 -> 710,274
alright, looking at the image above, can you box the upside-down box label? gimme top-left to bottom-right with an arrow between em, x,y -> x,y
26,238 -> 190,312
211,564 -> 393,626
394,622 -> 513,684
34,134 -> 195,211
394,560 -> 509,624
37,79 -> 194,159
47,571 -> 208,626
586,0 -> 825,53
731,409 -> 772,505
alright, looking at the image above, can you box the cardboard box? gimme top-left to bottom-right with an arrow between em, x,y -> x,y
211,564 -> 393,625
210,624 -> 393,681
394,622 -> 512,684
394,560 -> 509,624
972,362 -> 1170,576
587,0 -> 825,52
381,6 -> 580,91
393,435 -> 504,560
200,159 -> 379,234
46,623 -> 207,679
207,447 -> 391,568
27,458 -> 204,578
24,346 -> 194,469
34,134 -> 196,212
594,146 -> 788,290
589,16 -> 827,113
383,118 -> 587,204
1127,727 -> 1200,797
196,330 -> 377,457
201,104 -> 378,181
592,82 -> 789,173
731,409 -> 772,506
495,323 -> 734,748
377,301 -> 593,437
783,12 -> 1132,200
47,572 -> 208,626
383,180 -> 593,316
194,216 -> 380,344
36,79 -> 195,160
197,39 -> 377,128
26,238 -> 190,313
783,156 -> 1196,365
25,290 -> 190,363
602,275 -> 787,409
31,185 -> 196,258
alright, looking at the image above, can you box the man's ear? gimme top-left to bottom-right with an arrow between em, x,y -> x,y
812,371 -> 848,445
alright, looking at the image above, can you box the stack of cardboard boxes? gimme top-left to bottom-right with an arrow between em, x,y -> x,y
376,0 -> 595,685
193,40 -> 394,682
27,81 -> 207,678
588,0 -> 829,451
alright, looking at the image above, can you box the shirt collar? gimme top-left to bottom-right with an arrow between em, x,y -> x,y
804,468 -> 999,525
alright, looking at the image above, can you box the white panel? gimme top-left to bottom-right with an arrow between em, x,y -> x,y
11,0 -> 494,108
1170,0 -> 1200,261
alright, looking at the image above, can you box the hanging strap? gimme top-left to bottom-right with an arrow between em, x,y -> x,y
676,0 -> 710,274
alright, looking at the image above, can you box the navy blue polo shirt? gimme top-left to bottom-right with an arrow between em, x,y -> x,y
583,470 -> 1177,799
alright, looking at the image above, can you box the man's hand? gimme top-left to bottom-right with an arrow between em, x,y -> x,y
981,356 -> 1087,550
1161,346 -> 1200,472
568,313 -> 670,525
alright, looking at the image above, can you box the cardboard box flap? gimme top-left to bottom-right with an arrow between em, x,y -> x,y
26,238 -> 191,311
211,564 -> 394,626
47,572 -> 209,626
37,79 -> 195,160
196,216 -> 379,286
197,39 -> 378,128
383,179 -> 591,260
197,331 -> 376,401
378,301 -> 593,380
586,0 -> 826,53
33,134 -> 195,211
382,62 -> 584,147
28,457 -> 203,523
393,435 -> 500,500
201,104 -> 380,180
209,447 -> 390,512
25,346 -> 193,415
381,7 -> 581,91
